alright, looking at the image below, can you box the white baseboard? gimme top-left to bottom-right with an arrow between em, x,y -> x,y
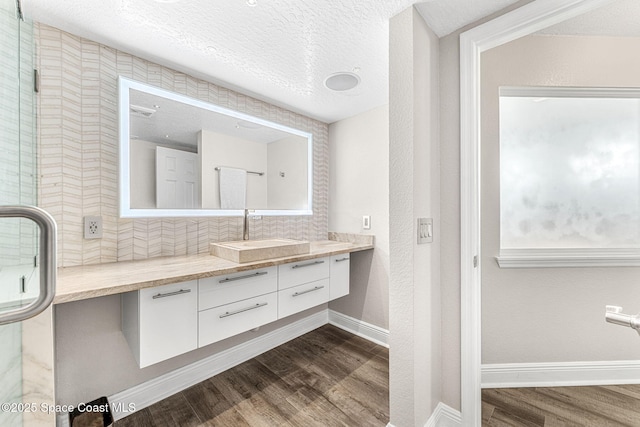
328,309 -> 389,348
424,403 -> 463,427
387,403 -> 462,427
482,360 -> 640,389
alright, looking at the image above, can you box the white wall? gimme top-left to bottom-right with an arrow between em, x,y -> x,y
328,105 -> 389,330
199,129 -> 267,209
267,136 -> 308,210
129,140 -> 157,209
481,34 -> 640,364
389,7 -> 441,426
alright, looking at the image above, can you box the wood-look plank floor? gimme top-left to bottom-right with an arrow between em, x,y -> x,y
117,325 -> 389,427
483,385 -> 640,426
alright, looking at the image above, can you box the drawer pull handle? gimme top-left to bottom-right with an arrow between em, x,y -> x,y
291,260 -> 325,269
334,257 -> 349,262
219,271 -> 268,283
293,285 -> 325,297
219,302 -> 268,318
152,289 -> 191,299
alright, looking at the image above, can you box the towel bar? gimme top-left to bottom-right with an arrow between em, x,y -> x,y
215,167 -> 264,176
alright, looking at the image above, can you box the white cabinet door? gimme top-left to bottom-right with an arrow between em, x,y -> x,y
329,254 -> 350,300
123,280 -> 198,368
278,278 -> 330,319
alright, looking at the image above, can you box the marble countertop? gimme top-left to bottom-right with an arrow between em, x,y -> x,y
54,235 -> 373,304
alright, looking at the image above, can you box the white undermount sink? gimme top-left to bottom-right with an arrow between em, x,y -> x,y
210,238 -> 310,263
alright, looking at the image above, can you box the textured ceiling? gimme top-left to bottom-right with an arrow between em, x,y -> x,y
413,0 -> 524,38
537,0 -> 640,37
22,0 -> 522,123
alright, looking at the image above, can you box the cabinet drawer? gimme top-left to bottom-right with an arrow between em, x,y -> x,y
278,257 -> 330,290
330,254 -> 350,300
133,281 -> 198,368
199,292 -> 278,347
278,278 -> 329,319
199,266 -> 277,311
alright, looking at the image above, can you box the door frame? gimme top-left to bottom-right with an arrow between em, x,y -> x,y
459,0 -> 617,424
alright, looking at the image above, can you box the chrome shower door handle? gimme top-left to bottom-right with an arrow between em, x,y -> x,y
0,205 -> 57,325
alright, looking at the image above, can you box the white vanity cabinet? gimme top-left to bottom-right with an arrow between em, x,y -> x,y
198,267 -> 278,347
330,254 -> 350,300
122,280 -> 198,368
122,252 -> 354,368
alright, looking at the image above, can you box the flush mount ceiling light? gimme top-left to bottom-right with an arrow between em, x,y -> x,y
324,72 -> 360,92
130,104 -> 156,118
153,0 -> 182,3
246,0 -> 257,6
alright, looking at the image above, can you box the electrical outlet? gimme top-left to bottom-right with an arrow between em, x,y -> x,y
84,216 -> 103,239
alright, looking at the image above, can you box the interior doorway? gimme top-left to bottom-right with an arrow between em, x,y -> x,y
459,0 -> 629,425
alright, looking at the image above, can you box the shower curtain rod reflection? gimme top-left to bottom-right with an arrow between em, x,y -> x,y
214,167 -> 264,176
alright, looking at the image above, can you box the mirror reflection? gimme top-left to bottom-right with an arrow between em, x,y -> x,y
118,77 -> 313,218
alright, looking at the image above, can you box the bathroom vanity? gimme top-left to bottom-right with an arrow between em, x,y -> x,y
55,235 -> 372,368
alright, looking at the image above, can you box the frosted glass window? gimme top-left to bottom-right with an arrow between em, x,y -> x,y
499,88 -> 640,250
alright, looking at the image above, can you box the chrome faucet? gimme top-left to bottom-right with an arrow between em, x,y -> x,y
243,209 -> 250,240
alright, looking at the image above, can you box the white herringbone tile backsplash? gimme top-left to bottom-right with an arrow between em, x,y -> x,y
36,24 -> 329,267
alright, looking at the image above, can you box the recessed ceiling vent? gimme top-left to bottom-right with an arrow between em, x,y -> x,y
324,72 -> 360,92
130,104 -> 157,118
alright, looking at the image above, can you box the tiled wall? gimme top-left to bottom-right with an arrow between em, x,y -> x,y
36,24 -> 329,267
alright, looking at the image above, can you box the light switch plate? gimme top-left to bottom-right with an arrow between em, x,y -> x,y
417,218 -> 433,244
362,215 -> 371,230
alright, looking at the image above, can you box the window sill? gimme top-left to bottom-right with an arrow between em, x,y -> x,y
496,249 -> 640,268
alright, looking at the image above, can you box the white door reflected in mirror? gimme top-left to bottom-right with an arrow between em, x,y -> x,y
155,146 -> 200,209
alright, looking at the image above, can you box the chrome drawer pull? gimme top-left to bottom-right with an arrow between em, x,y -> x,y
219,302 -> 268,318
334,257 -> 349,262
293,285 -> 325,297
219,271 -> 268,283
152,289 -> 191,299
291,260 -> 325,269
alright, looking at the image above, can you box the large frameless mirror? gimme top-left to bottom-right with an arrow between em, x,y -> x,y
118,77 -> 313,218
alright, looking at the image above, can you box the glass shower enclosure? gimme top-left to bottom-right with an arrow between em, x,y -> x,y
0,1 -> 57,426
